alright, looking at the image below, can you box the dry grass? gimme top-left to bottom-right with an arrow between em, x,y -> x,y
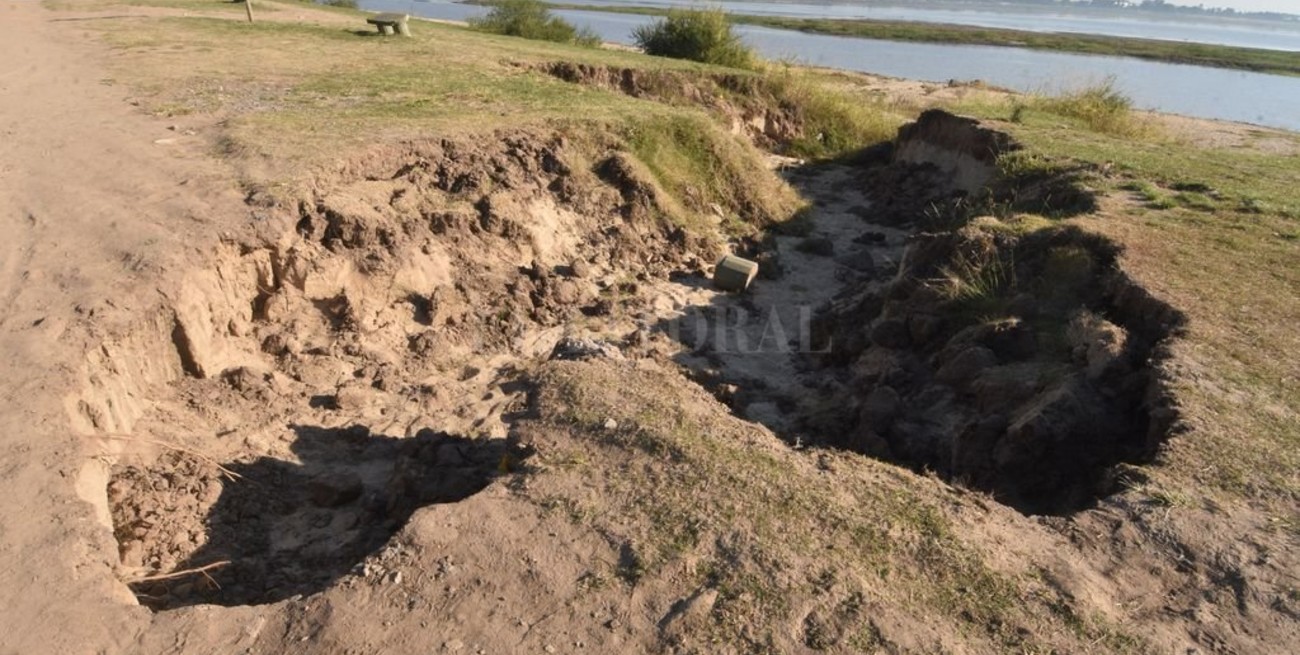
1077,203 -> 1300,501
757,64 -> 903,157
69,2 -> 731,177
520,360 -> 1141,652
1032,79 -> 1143,136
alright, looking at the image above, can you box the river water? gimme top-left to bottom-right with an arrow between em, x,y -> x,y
360,0 -> 1300,131
555,0 -> 1300,52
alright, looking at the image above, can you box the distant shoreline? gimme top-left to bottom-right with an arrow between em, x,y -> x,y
526,3 -> 1300,77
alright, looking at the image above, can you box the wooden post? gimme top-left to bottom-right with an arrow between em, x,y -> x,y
244,0 -> 254,23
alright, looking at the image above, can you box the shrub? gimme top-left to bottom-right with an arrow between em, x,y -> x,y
470,0 -> 600,47
1037,78 -> 1137,135
633,8 -> 757,70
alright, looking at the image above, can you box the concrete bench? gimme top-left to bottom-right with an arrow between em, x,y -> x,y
366,12 -> 410,37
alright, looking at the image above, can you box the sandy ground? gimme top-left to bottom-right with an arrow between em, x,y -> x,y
4,3 -> 1300,654
0,6 -> 891,648
0,1 -> 252,650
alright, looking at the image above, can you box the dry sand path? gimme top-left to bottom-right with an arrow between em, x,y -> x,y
0,2 -> 250,651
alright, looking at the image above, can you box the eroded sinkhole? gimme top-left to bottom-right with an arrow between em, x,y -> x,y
647,134 -> 1186,516
664,235 -> 1184,515
109,427 -> 525,610
767,226 -> 1182,515
88,114 -> 1187,616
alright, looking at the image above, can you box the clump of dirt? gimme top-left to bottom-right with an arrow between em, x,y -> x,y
893,109 -> 1017,194
857,110 -> 1098,231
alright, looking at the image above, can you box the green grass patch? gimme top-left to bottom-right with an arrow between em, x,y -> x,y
622,113 -> 800,232
86,14 -> 743,171
755,65 -> 899,157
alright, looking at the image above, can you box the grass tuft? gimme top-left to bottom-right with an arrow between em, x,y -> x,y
932,248 -> 1015,313
1036,78 -> 1140,136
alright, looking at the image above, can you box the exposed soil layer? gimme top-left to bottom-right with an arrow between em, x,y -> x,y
86,127 -> 740,610
892,109 -> 1017,194
87,112 -> 1183,619
860,110 -> 1099,230
537,61 -> 814,151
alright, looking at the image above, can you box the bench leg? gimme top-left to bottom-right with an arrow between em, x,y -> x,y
380,24 -> 395,36
397,22 -> 410,37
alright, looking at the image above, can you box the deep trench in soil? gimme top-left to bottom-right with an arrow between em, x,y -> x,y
91,116 -> 1182,610
654,157 -> 1184,517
